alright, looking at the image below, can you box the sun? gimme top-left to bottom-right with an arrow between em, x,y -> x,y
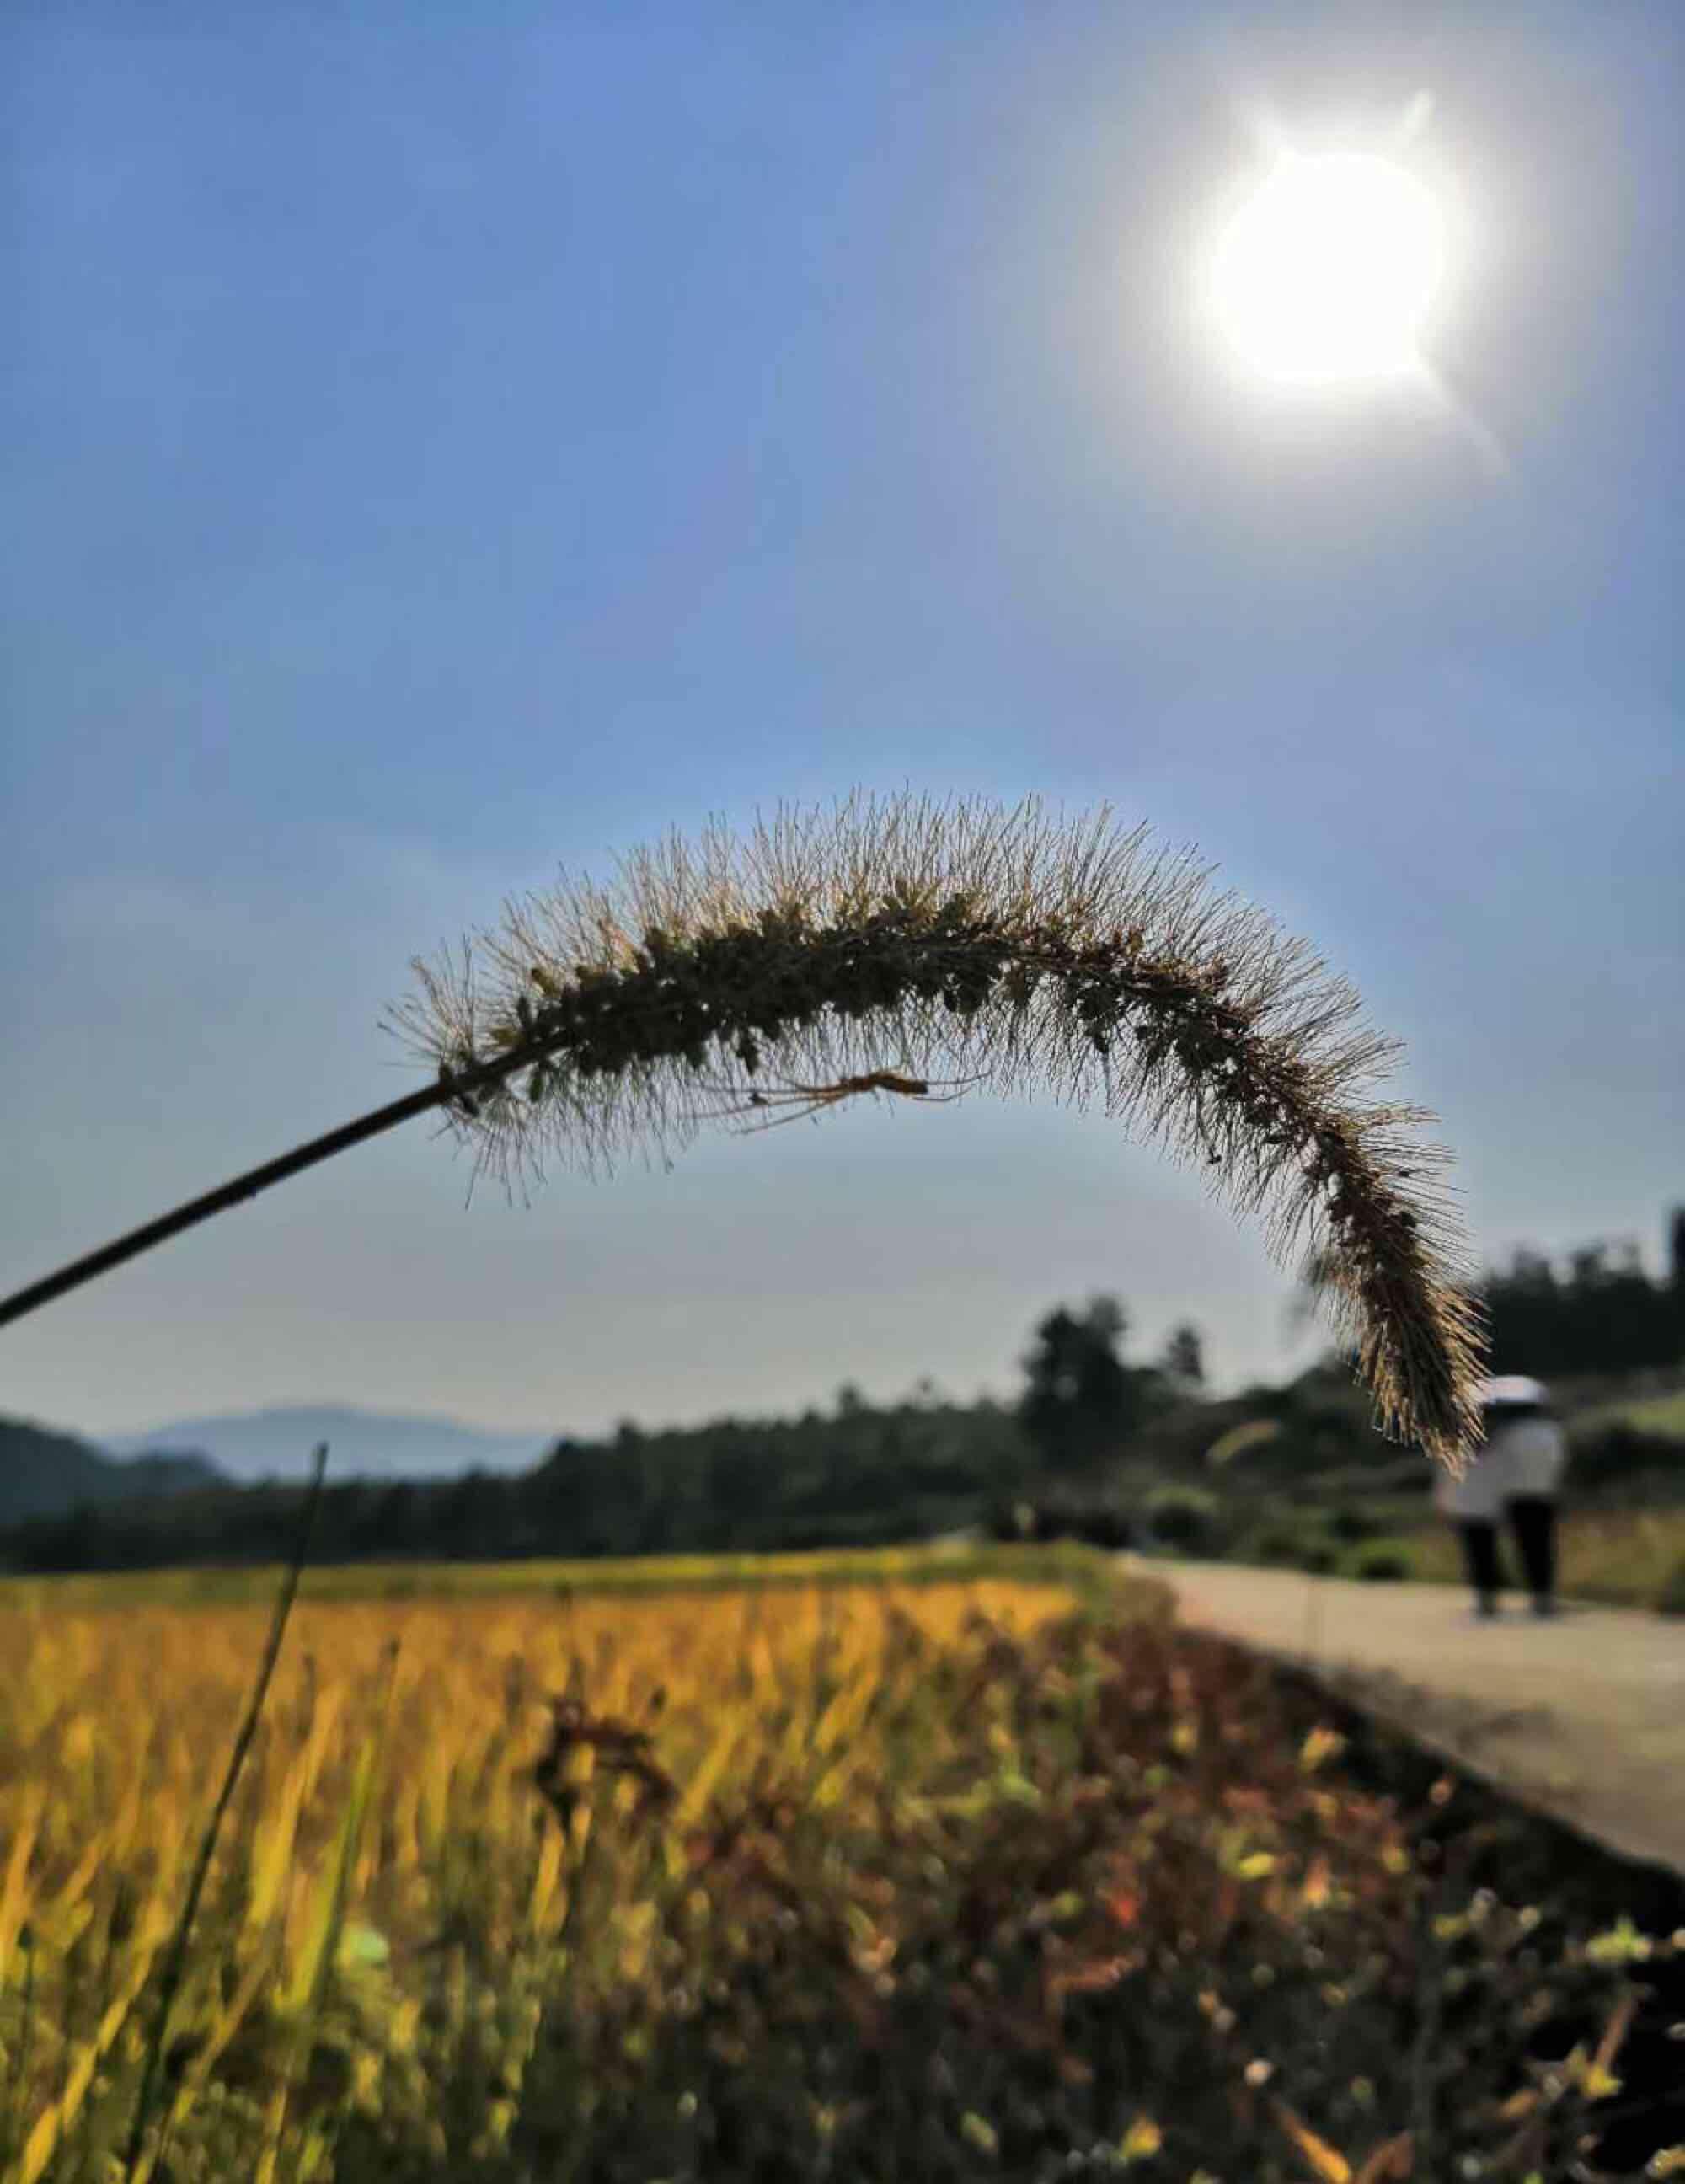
1202,150 -> 1447,386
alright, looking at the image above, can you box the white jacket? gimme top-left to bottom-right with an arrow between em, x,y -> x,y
1433,1416 -> 1569,1520
1495,1416 -> 1570,1497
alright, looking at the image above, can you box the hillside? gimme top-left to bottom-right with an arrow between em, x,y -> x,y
0,1414 -> 222,1526
108,1403 -> 552,1481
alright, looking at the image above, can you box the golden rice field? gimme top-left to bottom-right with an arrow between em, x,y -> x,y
0,1550 -> 1673,2183
0,1564 -> 1079,2183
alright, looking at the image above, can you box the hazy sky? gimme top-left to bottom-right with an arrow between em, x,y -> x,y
5,3 -> 1679,1445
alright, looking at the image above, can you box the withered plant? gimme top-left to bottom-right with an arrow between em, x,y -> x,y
3,793 -> 1483,1464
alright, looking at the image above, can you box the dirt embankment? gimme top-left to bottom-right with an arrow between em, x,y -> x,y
1147,1566 -> 1685,2176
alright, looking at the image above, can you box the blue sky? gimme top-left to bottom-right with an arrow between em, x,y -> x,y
4,2 -> 1679,1443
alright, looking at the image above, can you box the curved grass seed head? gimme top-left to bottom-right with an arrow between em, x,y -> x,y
389,793 -> 1485,1469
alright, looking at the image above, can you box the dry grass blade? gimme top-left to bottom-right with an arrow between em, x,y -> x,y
1271,2096 -> 1354,2181
1352,2129 -> 1414,2181
120,1443 -> 330,2182
392,792 -> 1484,1464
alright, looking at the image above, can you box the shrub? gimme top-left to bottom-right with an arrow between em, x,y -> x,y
1656,1558 -> 1685,1617
1006,1499 -> 1135,1550
1068,1504 -> 1135,1550
1326,1502 -> 1383,1544
1146,1487 -> 1225,1555
1355,1549 -> 1410,1582
1252,1527 -> 1309,1566
1570,1421 -> 1684,1492
985,1497 -> 1038,1543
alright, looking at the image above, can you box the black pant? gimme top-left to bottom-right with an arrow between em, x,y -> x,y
1507,1496 -> 1557,1601
1457,1498 -> 1557,1604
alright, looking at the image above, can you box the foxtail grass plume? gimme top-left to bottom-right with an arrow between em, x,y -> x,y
389,793 -> 1484,1467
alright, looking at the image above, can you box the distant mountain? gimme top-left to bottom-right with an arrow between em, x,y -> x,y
0,1415 -> 222,1526
107,1404 -> 554,1482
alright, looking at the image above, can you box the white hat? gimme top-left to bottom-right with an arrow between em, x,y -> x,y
1479,1374 -> 1548,1408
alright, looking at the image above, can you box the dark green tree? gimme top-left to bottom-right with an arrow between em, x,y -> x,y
1019,1296 -> 1139,1480
1484,1231 -> 1682,1377
1161,1323 -> 1206,1395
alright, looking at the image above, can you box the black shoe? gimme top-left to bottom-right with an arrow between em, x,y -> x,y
1475,1596 -> 1499,1619
1531,1596 -> 1558,1619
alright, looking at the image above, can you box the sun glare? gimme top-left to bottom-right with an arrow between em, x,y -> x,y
1204,150 -> 1446,386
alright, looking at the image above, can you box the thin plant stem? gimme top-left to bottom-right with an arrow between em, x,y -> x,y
121,1442 -> 330,2183
0,1926 -> 36,2171
0,1083 -> 480,1330
1,795 -> 1484,1459
71,1900 -> 121,2184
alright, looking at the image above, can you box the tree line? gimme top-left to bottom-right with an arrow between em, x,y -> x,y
3,1206 -> 1678,1575
1,1303 -> 1207,1573
1484,1207 -> 1685,1378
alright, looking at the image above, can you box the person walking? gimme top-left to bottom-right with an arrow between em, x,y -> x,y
1434,1375 -> 1569,1617
1488,1374 -> 1570,1616
1435,1389 -> 1510,1618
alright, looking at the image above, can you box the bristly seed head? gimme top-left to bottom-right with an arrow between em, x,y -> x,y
387,793 -> 1485,1467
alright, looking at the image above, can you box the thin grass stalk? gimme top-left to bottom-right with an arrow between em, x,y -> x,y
0,1084 -> 454,1330
45,1946 -> 76,2184
68,1903 -> 120,2184
0,1933 -> 36,2174
253,1748 -> 373,2184
120,1443 -> 329,2184
18,1935 -> 159,2184
147,1932 -> 281,2184
252,1635 -> 398,2184
1,795 -> 1484,1460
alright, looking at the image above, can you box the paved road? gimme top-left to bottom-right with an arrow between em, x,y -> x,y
1126,1557 -> 1685,1876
